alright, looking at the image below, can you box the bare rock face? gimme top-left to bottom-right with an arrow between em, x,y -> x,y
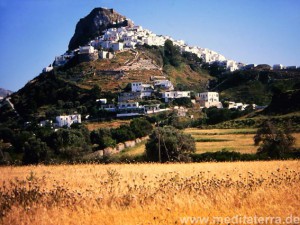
68,7 -> 133,50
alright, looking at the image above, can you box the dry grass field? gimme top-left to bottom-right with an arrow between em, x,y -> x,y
85,120 -> 131,131
184,128 -> 300,154
109,128 -> 300,158
1,161 -> 300,225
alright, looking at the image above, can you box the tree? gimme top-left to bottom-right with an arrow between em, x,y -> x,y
49,128 -> 90,158
112,125 -> 135,143
172,97 -> 192,108
90,128 -> 116,149
145,126 -> 195,162
164,40 -> 181,67
22,137 -> 49,165
0,127 -> 14,143
254,121 -> 295,159
130,118 -> 153,138
90,85 -> 101,100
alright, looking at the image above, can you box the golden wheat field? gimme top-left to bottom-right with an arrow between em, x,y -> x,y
1,161 -> 300,225
184,128 -> 300,154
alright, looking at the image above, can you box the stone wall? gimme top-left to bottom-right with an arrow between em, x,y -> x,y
84,136 -> 149,159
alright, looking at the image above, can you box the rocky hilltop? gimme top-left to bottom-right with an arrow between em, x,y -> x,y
0,88 -> 13,98
68,7 -> 133,50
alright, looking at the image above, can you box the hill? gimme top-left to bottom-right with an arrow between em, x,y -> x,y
68,7 -> 133,50
1,7 -> 300,124
209,68 -> 300,105
6,45 -> 211,121
264,89 -> 300,114
0,88 -> 13,98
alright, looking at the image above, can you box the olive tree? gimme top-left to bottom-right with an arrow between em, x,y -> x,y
254,121 -> 295,159
145,126 -> 195,162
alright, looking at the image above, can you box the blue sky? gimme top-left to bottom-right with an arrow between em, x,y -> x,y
0,0 -> 299,91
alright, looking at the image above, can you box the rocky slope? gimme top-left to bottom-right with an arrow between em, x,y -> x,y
68,7 -> 133,50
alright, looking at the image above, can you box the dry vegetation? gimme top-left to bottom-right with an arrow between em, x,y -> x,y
85,120 -> 131,131
1,161 -> 300,225
185,128 -> 300,154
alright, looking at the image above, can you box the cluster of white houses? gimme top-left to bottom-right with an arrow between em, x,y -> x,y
43,21 -> 245,72
43,18 -> 300,74
89,25 -> 244,72
45,89 -> 258,127
99,78 -> 192,117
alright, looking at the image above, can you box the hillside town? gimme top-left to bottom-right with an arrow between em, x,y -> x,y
44,19 -> 299,74
36,20 -> 275,127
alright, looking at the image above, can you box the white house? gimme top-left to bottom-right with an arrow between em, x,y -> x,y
43,65 -> 53,73
131,82 -> 143,92
228,102 -> 249,111
197,92 -> 223,108
99,51 -> 114,59
131,82 -> 153,92
56,114 -> 81,127
79,46 -> 95,54
54,55 -> 70,66
111,42 -> 124,51
273,64 -> 285,70
153,80 -> 174,90
96,99 -> 107,104
144,104 -> 161,114
162,91 -> 190,102
117,102 -> 140,109
116,102 -> 144,117
100,104 -> 116,112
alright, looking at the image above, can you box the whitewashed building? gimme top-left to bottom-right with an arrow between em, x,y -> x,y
162,91 -> 191,102
79,46 -> 95,54
99,51 -> 114,59
111,42 -> 124,51
273,64 -> 285,70
56,114 -> 81,127
197,92 -> 223,108
43,65 -> 53,73
153,80 -> 174,90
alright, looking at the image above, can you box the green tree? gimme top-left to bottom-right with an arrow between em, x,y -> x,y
164,40 -> 181,67
22,137 -> 49,165
172,97 -> 192,108
112,125 -> 135,143
90,85 -> 102,100
145,126 -> 195,162
90,128 -> 116,149
130,118 -> 153,138
0,127 -> 14,143
49,128 -> 90,158
254,121 -> 296,159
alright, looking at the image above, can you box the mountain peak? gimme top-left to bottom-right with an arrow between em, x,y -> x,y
68,7 -> 133,50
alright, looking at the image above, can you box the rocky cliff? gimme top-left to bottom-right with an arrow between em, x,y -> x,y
68,7 -> 133,50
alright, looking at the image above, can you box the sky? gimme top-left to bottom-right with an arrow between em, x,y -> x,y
0,0 -> 299,92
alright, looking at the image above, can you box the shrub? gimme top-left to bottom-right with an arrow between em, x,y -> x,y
130,118 -> 153,138
254,121 -> 296,159
145,126 -> 195,162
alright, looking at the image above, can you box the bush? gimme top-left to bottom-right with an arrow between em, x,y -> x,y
22,137 -> 49,165
145,126 -> 195,162
90,128 -> 116,149
254,121 -> 296,159
130,118 -> 153,138
112,125 -> 136,143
